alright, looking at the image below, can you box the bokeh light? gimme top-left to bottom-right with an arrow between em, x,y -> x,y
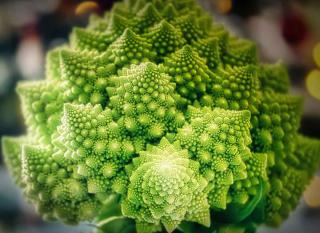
313,42 -> 320,68
213,0 -> 232,14
304,176 -> 320,208
306,69 -> 320,101
75,1 -> 99,16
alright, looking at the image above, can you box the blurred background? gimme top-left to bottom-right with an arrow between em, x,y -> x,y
0,0 -> 319,233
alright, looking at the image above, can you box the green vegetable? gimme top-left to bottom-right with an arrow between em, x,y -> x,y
2,0 -> 320,232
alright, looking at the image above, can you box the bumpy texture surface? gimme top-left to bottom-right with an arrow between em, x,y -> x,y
2,0 -> 320,232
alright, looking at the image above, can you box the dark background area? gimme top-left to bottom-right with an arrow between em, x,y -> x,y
0,0 -> 319,233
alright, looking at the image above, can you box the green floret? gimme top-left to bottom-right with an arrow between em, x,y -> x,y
87,14 -> 109,32
201,65 -> 261,112
17,81 -> 64,143
223,37 -> 258,66
164,45 -> 212,101
2,137 -> 26,187
46,46 -> 65,80
145,20 -> 186,60
53,103 -> 133,195
161,3 -> 179,21
191,37 -> 221,70
70,27 -> 112,52
21,144 -> 99,224
265,168 -> 308,227
2,0 -> 320,233
259,62 -> 290,94
122,138 -> 210,233
176,106 -> 252,209
105,28 -> 156,68
293,135 -> 320,178
59,49 -> 115,105
136,3 -> 162,32
108,62 -> 185,141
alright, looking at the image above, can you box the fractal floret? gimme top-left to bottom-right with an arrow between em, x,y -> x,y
2,0 -> 320,233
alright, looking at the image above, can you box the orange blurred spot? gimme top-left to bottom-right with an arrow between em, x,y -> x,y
304,176 -> 320,208
75,1 -> 99,16
313,42 -> 320,68
215,0 -> 232,14
306,69 -> 320,101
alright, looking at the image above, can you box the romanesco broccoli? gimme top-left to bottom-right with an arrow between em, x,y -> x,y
2,0 -> 320,232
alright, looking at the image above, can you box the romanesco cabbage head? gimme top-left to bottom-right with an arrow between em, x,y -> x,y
2,0 -> 320,232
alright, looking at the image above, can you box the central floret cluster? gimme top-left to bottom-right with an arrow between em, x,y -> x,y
2,0 -> 320,233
